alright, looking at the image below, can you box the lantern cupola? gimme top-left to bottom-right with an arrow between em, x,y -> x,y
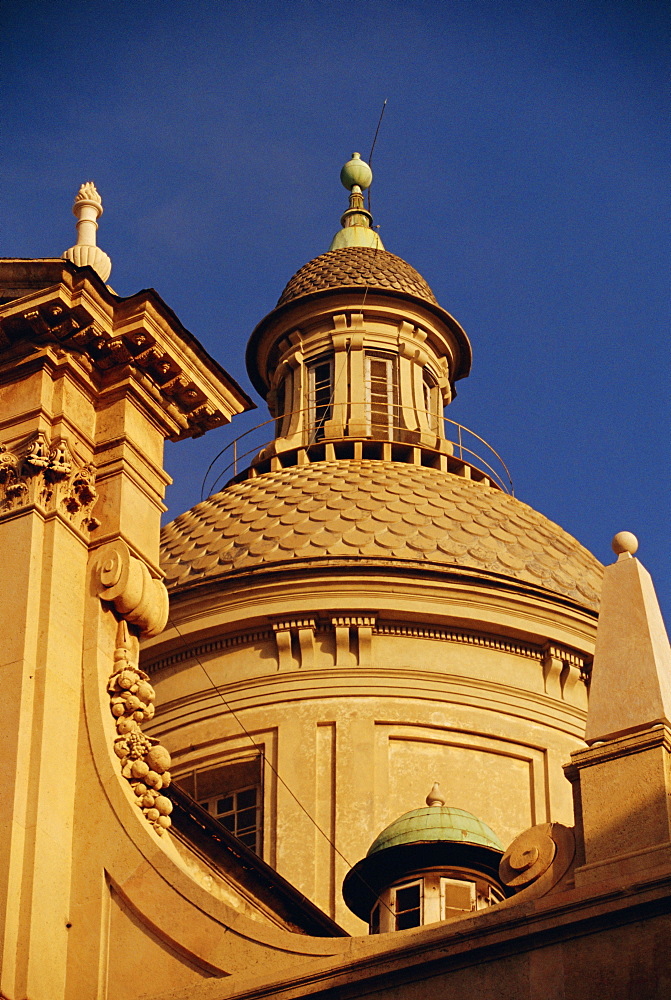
244,155 -> 476,481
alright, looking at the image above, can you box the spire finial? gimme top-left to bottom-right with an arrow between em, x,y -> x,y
328,153 -> 384,251
62,182 -> 112,282
426,781 -> 445,807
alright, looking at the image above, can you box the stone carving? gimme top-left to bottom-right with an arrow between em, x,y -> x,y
499,822 -> 576,901
24,432 -> 50,469
0,293 -> 228,438
62,181 -> 112,282
0,435 -> 99,530
2,301 -> 222,437
93,540 -> 168,638
109,621 -> 173,835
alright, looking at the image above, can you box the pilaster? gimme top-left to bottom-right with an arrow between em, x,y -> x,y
0,260 -> 250,1000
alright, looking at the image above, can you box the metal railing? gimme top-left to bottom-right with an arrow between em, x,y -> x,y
200,405 -> 513,499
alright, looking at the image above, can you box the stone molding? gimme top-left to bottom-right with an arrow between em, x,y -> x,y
0,268 -> 251,440
0,432 -> 99,532
143,616 -> 591,686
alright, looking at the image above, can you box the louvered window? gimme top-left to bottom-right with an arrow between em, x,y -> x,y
307,356 -> 333,440
440,877 -> 476,918
365,353 -> 396,436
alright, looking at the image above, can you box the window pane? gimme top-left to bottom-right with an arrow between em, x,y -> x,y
442,879 -> 476,914
308,357 -> 333,439
395,884 -> 420,913
187,756 -> 263,855
236,808 -> 257,830
238,830 -> 258,849
237,787 -> 257,809
397,909 -> 421,930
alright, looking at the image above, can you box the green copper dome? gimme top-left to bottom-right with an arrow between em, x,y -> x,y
367,806 -> 504,857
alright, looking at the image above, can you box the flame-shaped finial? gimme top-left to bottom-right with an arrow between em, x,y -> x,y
425,781 -> 446,807
73,181 -> 103,210
329,152 -> 384,251
62,182 -> 111,282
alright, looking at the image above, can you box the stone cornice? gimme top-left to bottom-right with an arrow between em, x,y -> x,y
142,616 -> 591,679
0,261 -> 253,439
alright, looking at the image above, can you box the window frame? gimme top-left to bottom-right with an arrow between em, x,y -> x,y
198,783 -> 262,854
175,752 -> 264,856
391,878 -> 423,930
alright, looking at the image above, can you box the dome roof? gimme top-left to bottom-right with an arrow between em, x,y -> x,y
160,460 -> 602,608
277,246 -> 438,307
367,806 -> 504,856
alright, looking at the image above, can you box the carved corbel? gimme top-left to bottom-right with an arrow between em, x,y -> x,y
331,615 -> 376,666
92,540 -> 168,638
272,617 -> 317,670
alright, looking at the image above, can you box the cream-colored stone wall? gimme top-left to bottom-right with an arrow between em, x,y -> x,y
145,568 -> 594,934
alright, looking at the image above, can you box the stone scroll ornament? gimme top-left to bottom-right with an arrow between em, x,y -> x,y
499,822 -> 576,900
93,541 -> 173,834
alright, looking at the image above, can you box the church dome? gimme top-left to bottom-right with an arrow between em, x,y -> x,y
160,460 -> 602,608
276,246 -> 438,307
367,806 -> 504,856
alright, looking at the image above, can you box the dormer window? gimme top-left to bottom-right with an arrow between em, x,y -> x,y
343,784 -> 508,935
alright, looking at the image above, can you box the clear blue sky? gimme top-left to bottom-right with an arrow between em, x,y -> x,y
2,0 -> 669,619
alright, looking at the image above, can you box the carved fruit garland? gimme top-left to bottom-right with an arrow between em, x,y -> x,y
109,621 -> 173,834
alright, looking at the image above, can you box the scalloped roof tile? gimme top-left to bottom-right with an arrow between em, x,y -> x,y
277,246 -> 438,306
160,460 -> 602,608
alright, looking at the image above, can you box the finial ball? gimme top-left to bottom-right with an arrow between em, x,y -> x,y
612,531 -> 638,556
340,152 -> 373,192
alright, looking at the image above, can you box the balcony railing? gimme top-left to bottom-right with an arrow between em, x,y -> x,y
201,406 -> 513,499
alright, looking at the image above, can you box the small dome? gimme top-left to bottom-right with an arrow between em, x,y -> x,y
367,806 -> 504,857
277,246 -> 438,307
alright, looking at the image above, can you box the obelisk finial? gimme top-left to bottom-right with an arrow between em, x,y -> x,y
62,182 -> 112,282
